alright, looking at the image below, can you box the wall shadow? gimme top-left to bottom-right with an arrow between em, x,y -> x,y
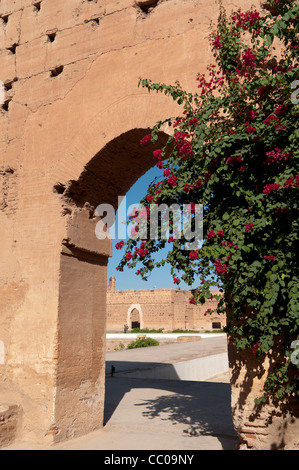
104,360 -> 239,450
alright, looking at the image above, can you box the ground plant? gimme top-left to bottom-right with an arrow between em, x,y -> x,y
127,337 -> 160,349
117,0 -> 299,402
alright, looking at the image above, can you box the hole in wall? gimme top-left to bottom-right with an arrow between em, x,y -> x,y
53,182 -> 66,195
50,65 -> 64,77
136,0 -> 159,14
7,43 -> 18,54
4,78 -> 18,92
33,2 -> 42,12
2,98 -> 11,112
84,17 -> 100,26
47,32 -> 57,43
1,14 -> 9,24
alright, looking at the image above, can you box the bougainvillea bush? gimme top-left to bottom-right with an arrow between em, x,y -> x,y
117,0 -> 299,402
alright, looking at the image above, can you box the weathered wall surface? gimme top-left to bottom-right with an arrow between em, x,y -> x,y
1,0 -> 295,450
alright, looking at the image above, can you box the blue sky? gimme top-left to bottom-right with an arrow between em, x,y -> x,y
107,165 -> 199,292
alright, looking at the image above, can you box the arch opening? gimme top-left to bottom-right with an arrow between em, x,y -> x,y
54,127 -> 168,442
127,304 -> 143,330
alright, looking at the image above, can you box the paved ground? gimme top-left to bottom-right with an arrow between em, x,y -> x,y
5,336 -> 239,451
106,334 -> 227,376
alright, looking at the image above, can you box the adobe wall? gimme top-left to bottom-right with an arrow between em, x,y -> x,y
1,0 -> 295,450
107,277 -> 226,331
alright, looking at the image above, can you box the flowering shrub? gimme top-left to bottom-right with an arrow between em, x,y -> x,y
117,0 -> 299,402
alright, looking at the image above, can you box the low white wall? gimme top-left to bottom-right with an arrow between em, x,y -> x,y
116,352 -> 229,381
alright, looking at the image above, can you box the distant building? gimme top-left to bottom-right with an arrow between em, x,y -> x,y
106,276 -> 226,332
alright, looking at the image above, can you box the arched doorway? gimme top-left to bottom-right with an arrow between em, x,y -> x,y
50,94 -> 174,443
127,304 -> 143,330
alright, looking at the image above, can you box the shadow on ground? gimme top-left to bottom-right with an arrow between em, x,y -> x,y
104,362 -> 239,450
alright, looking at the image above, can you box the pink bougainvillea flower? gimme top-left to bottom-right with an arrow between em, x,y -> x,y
153,149 -> 163,160
115,241 -> 125,250
263,183 -> 281,194
212,34 -> 222,49
227,155 -> 243,166
264,255 -> 276,262
183,183 -> 194,192
214,259 -> 228,277
245,123 -> 256,134
207,229 -> 216,239
146,194 -> 153,203
140,134 -> 151,145
167,175 -> 178,187
245,222 -> 254,233
189,251 -> 199,261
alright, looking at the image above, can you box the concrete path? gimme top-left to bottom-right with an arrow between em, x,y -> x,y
5,336 -> 239,450
57,336 -> 238,450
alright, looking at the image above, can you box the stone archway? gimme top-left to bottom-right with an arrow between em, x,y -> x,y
127,304 -> 144,330
47,93 -> 175,444
1,0 -> 293,450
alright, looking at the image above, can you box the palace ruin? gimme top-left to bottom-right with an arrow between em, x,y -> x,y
0,0 -> 298,450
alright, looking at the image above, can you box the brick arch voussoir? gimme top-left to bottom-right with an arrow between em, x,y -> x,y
51,93 -> 179,189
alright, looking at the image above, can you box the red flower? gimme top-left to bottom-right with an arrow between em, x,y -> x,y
189,297 -> 196,305
140,134 -> 151,145
214,259 -> 228,277
189,251 -> 199,261
204,308 -> 212,316
173,277 -> 181,285
212,34 -> 222,49
264,114 -> 279,126
218,230 -> 224,237
207,229 -> 216,239
265,148 -> 292,165
146,194 -> 153,203
245,222 -> 254,233
264,255 -> 276,262
163,168 -> 171,177
242,48 -> 256,68
130,226 -> 139,237
245,123 -> 256,134
263,183 -> 281,194
227,155 -> 242,166
274,104 -> 288,116
126,252 -> 133,261
257,86 -> 267,99
167,175 -> 178,187
188,117 -> 198,126
115,241 -> 125,250
247,109 -> 258,121
153,149 -> 163,160
284,175 -> 299,189
196,178 -> 203,189
183,183 -> 194,192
